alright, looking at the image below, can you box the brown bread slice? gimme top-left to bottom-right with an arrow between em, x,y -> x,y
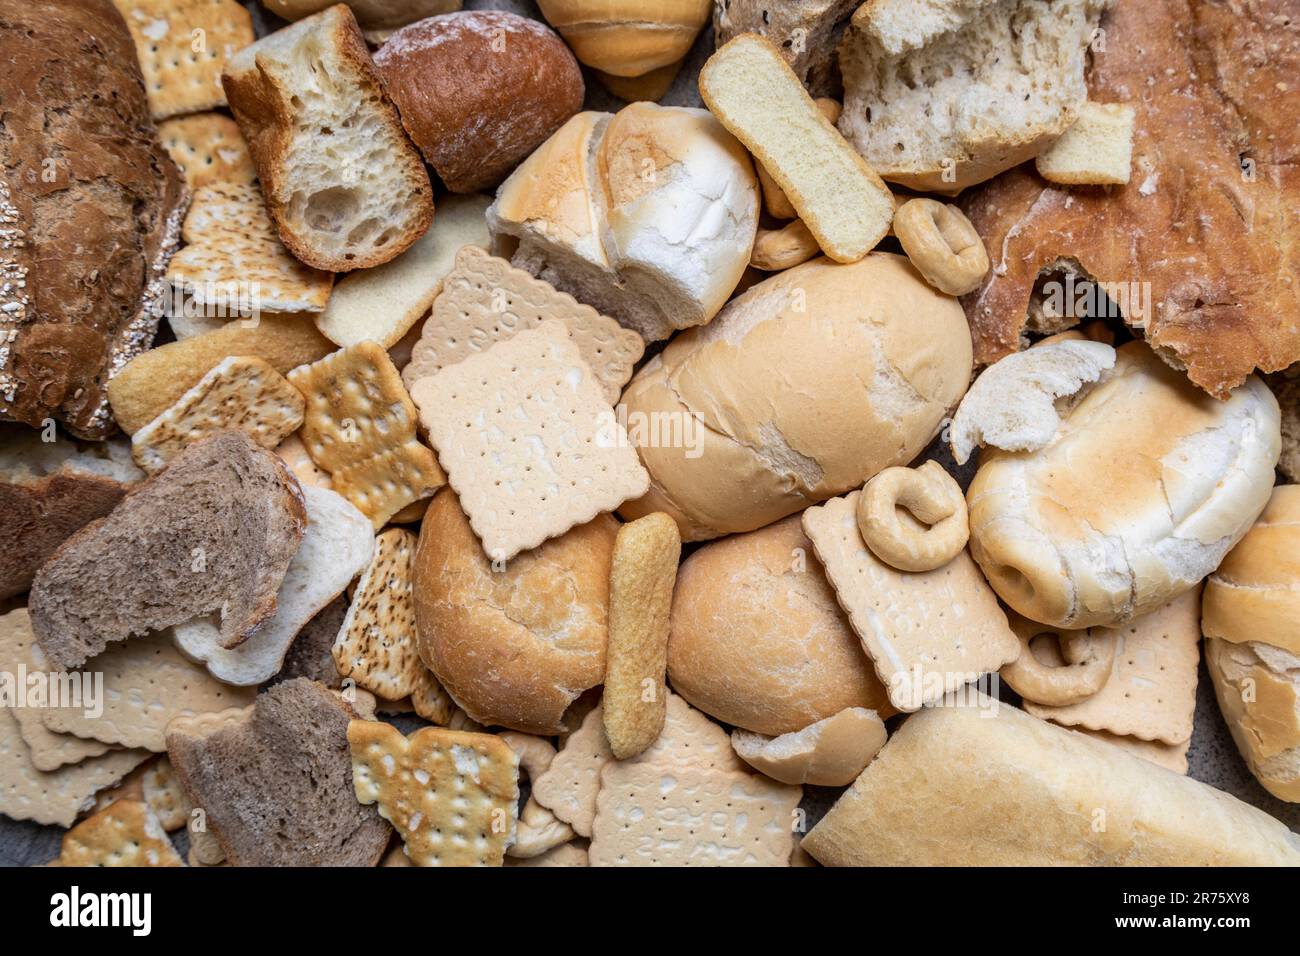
29,431 -> 306,669
165,678 -> 391,867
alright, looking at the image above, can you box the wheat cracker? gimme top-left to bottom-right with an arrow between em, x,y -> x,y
59,798 -> 183,867
157,112 -> 256,190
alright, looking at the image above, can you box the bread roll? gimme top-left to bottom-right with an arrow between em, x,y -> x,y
1203,485 -> 1300,802
536,0 -> 710,77
412,490 -> 616,735
666,515 -> 893,735
488,103 -> 759,342
375,11 -> 584,193
969,342 -> 1280,630
620,254 -> 973,540
803,700 -> 1300,866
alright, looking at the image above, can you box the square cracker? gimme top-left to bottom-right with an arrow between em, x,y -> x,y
131,355 -> 305,473
1024,590 -> 1201,744
802,491 -> 1020,712
0,609 -> 113,771
59,799 -> 183,867
40,632 -> 257,752
329,439 -> 446,531
0,707 -> 150,827
590,763 -> 802,867
531,693 -> 744,838
143,758 -> 194,831
167,182 -> 333,314
410,321 -> 649,561
157,112 -> 256,190
113,0 -> 254,120
349,721 -> 520,867
402,246 -> 645,404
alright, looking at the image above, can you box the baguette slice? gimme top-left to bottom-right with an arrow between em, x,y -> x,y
222,3 -> 433,271
699,33 -> 893,263
29,432 -> 307,669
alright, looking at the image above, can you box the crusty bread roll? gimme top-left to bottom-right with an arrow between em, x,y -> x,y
666,515 -> 893,735
1203,485 -> 1300,802
620,254 -> 973,541
803,700 -> 1300,866
968,342 -> 1280,630
487,103 -> 759,342
412,489 -> 616,735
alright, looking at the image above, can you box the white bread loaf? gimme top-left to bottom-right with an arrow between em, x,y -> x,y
968,342 -> 1280,629
802,700 -> 1300,866
620,254 -> 973,541
838,0 -> 1112,193
1203,485 -> 1300,802
487,103 -> 759,342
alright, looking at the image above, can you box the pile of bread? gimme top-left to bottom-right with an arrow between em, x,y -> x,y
0,0 -> 1297,868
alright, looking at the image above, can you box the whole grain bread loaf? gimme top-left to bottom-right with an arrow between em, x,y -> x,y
29,431 -> 307,669
0,0 -> 187,439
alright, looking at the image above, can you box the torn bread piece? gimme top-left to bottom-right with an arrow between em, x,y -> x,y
59,799 -> 183,867
1036,101 -> 1136,186
731,708 -> 887,787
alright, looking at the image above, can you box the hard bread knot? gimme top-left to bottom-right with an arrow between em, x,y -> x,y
1000,616 -> 1116,706
893,199 -> 990,296
856,461 -> 969,573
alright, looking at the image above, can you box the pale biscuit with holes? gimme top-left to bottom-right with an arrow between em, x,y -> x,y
591,762 -> 801,866
113,0 -> 253,120
1023,590 -> 1201,744
409,321 -> 649,561
603,513 -> 681,759
802,491 -> 1019,712
41,631 -> 257,751
348,721 -> 520,867
59,798 -> 184,867
157,112 -> 256,190
131,356 -> 305,473
402,246 -> 645,404
143,758 -> 193,831
530,693 -> 744,838
167,181 -> 333,314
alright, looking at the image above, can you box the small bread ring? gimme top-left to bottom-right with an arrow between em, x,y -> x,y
857,461 -> 969,572
498,732 -> 576,859
999,615 -> 1116,706
893,198 -> 990,296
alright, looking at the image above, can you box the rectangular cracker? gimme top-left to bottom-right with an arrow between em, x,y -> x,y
40,631 -> 257,752
157,112 -> 257,190
59,799 -> 184,867
172,485 -> 374,686
130,355 -> 305,473
0,706 -> 150,827
699,33 -> 893,263
802,491 -> 1020,712
591,762 -> 802,866
410,322 -> 649,561
402,245 -> 645,405
167,181 -> 334,314
349,722 -> 520,867
603,513 -> 681,759
329,439 -> 445,530
316,193 -> 492,349
113,0 -> 254,120
1024,590 -> 1201,745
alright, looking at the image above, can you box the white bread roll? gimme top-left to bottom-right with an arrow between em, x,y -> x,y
1203,485 -> 1300,802
487,103 -> 759,342
968,342 -> 1280,629
803,701 -> 1300,866
666,515 -> 894,735
620,254 -> 973,541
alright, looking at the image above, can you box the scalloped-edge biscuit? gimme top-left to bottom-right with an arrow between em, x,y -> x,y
410,321 -> 649,561
1075,728 -> 1191,775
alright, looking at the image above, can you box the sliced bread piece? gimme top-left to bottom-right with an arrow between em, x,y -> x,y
839,0 -> 1113,193
29,432 -> 307,669
1035,101 -> 1136,185
165,677 -> 391,866
222,3 -> 433,271
699,33 -> 894,263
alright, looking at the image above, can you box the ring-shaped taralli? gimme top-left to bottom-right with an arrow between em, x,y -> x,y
893,198 -> 990,296
498,732 -> 576,858
999,617 -> 1117,706
857,461 -> 969,572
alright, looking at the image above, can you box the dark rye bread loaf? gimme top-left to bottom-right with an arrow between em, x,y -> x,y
0,0 -> 187,439
29,431 -> 307,669
166,678 -> 391,867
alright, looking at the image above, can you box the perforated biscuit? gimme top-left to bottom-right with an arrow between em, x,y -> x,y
157,112 -> 256,190
59,799 -> 184,867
